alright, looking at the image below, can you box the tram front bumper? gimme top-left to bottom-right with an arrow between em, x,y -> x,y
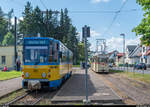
23,79 -> 50,89
28,80 -> 41,90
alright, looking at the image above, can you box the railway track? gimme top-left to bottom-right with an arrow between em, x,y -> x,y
3,90 -> 49,106
96,71 -> 150,105
3,92 -> 29,106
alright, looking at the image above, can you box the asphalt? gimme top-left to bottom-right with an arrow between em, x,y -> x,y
51,68 -> 123,104
0,77 -> 22,98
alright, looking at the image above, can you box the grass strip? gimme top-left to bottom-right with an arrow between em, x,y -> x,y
0,71 -> 22,80
73,65 -> 80,67
110,69 -> 150,84
0,89 -> 25,105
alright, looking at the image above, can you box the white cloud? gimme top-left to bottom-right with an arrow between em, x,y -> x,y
91,0 -> 110,3
106,36 -> 141,53
91,30 -> 101,37
122,0 -> 126,3
116,23 -> 120,27
78,30 -> 101,42
77,32 -> 82,41
11,17 -> 23,25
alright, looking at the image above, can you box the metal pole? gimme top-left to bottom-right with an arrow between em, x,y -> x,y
123,35 -> 125,71
14,17 -> 17,70
120,33 -> 125,71
84,25 -> 88,104
46,9 -> 49,36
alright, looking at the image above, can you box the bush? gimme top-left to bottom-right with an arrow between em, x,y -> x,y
119,64 -> 123,67
128,64 -> 134,67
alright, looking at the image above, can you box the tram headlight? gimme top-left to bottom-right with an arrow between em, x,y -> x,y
25,72 -> 29,78
42,72 -> 46,78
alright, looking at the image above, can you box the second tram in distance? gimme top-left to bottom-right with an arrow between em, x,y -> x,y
91,53 -> 110,73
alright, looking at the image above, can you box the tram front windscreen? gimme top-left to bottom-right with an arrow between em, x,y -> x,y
23,39 -> 49,64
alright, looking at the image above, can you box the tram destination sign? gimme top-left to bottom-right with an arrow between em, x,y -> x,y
25,39 -> 49,45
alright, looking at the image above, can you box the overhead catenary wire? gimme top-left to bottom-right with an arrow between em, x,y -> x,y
11,0 -> 24,7
101,0 -> 129,36
69,8 -> 140,14
39,0 -> 47,9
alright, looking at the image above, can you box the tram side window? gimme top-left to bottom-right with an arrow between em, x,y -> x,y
70,54 -> 73,62
69,54 -> 71,63
99,58 -> 108,63
49,40 -> 53,62
54,43 -> 58,62
62,50 -> 67,62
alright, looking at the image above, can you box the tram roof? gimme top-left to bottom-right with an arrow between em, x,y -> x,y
24,37 -> 54,40
24,37 -> 73,54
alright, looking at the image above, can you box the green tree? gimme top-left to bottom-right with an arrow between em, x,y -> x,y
2,32 -> 14,46
7,9 -> 14,31
78,42 -> 85,61
17,2 -> 84,64
32,6 -> 44,36
132,0 -> 150,46
19,2 -> 33,37
59,9 -> 65,41
0,7 -> 8,45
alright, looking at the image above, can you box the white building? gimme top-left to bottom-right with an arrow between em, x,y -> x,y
141,45 -> 150,64
129,44 -> 141,64
125,45 -> 137,64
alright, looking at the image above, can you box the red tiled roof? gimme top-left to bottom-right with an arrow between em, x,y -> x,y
117,53 -> 124,57
108,52 -> 113,54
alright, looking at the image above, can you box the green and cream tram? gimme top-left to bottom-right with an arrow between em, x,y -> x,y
91,53 -> 109,73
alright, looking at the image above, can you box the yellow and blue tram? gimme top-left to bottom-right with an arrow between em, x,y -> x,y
22,37 -> 73,90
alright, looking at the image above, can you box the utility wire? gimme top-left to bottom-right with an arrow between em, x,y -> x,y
9,0 -> 24,7
39,0 -> 47,9
69,9 -> 140,14
69,10 -> 117,13
102,0 -> 128,36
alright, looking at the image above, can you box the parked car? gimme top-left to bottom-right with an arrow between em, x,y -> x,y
134,63 -> 147,70
109,63 -> 113,68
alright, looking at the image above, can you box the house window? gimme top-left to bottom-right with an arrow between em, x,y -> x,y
141,58 -> 143,63
143,47 -> 145,52
1,56 -> 6,64
145,58 -> 147,63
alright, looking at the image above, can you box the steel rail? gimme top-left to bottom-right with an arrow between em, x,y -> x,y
3,92 -> 29,106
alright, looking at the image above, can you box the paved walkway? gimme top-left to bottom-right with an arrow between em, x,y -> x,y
0,77 -> 22,98
51,69 -> 123,104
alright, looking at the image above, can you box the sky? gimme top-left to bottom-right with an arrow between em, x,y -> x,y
0,0 -> 144,53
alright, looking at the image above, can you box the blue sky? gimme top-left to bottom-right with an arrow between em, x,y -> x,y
0,0 -> 144,52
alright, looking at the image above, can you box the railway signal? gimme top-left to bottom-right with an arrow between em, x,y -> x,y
82,25 -> 90,104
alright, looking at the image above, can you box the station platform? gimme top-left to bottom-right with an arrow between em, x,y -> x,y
0,77 -> 22,98
51,68 -> 123,104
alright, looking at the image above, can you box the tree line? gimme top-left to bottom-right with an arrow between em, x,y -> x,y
0,2 -> 86,65
132,0 -> 150,46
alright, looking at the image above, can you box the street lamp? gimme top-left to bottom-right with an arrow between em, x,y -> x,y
120,33 -> 125,70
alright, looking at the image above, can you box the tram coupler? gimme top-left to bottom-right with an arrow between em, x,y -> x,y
28,80 -> 41,90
